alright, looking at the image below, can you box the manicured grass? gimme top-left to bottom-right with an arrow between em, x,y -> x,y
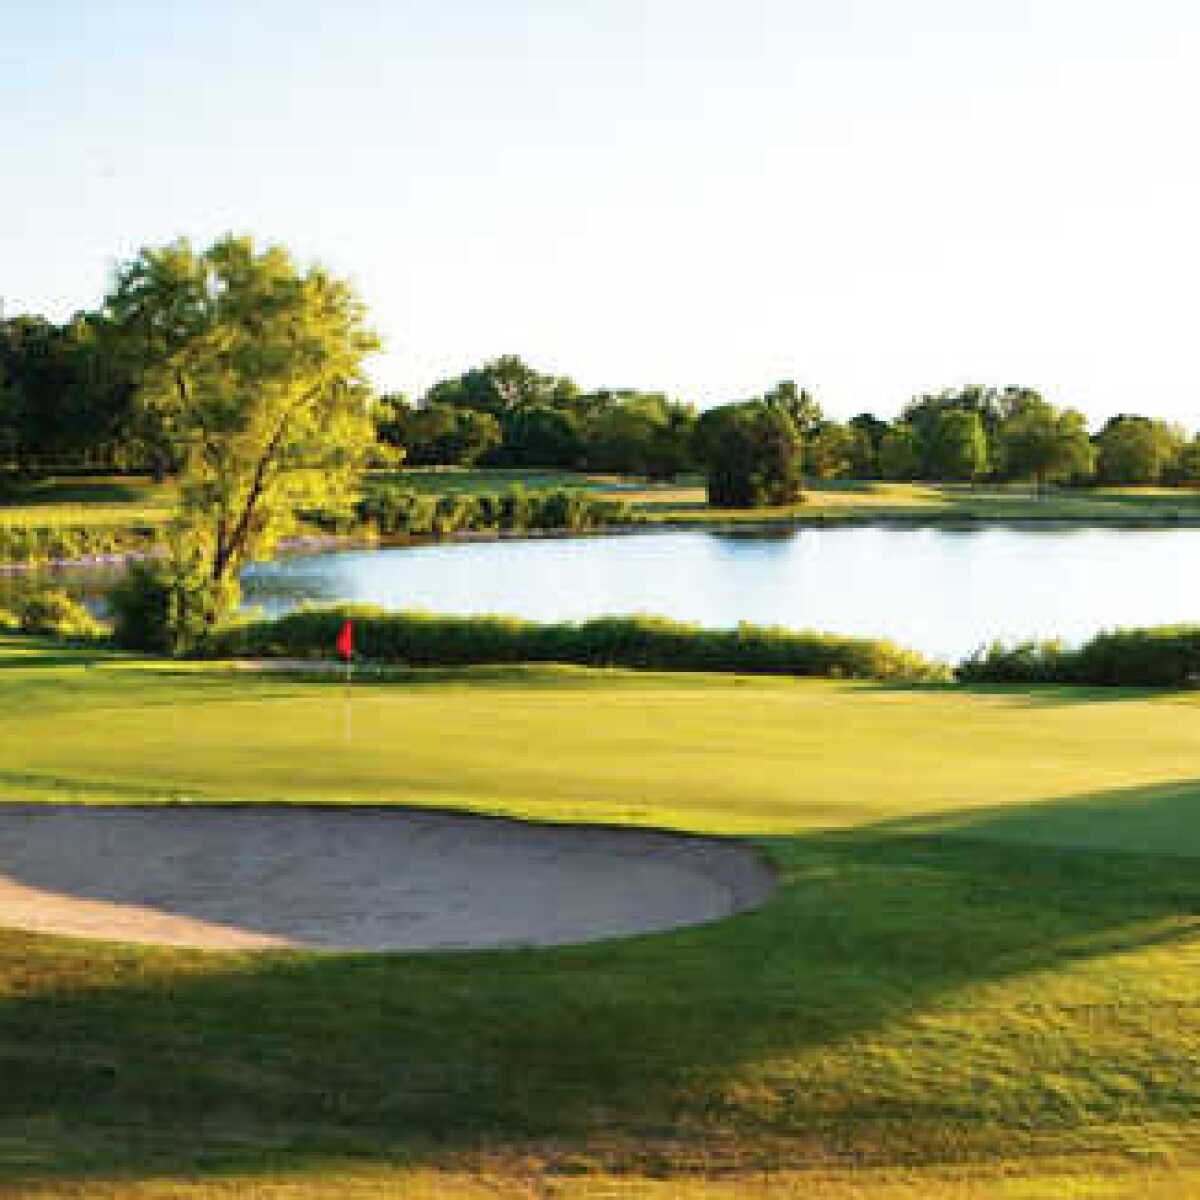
3,636 -> 1200,1195
369,466 -> 609,495
621,478 -> 1200,526
0,476 -> 177,530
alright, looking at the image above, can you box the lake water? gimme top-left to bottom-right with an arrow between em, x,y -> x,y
241,526 -> 1200,662
9,527 -> 1200,662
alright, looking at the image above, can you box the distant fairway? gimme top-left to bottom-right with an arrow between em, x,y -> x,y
3,635 -> 1200,1196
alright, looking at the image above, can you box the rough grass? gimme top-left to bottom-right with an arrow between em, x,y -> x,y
3,638 -> 1200,1196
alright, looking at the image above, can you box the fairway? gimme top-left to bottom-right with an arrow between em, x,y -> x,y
4,636 -> 1200,1196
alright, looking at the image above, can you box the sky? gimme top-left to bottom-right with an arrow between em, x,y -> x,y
4,0 -> 1200,426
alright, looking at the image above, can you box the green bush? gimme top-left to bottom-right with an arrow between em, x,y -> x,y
107,559 -> 236,655
1070,626 -> 1200,687
353,484 -> 633,538
205,606 -> 948,682
955,625 -> 1200,687
12,589 -> 105,639
0,524 -> 157,565
956,639 -> 1069,684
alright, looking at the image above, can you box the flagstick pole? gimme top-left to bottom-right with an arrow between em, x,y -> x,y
343,656 -> 352,744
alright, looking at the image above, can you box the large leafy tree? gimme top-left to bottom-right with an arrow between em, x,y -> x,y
1095,414 -> 1184,484
105,235 -> 380,632
426,355 -> 578,418
695,401 -> 803,508
878,423 -> 921,480
764,379 -> 823,438
997,399 -> 1094,489
376,395 -> 499,466
924,408 -> 989,481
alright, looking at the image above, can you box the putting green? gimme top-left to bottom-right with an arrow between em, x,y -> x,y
4,640 -> 1200,849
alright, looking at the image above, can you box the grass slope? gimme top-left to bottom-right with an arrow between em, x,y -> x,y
3,637 -> 1200,1196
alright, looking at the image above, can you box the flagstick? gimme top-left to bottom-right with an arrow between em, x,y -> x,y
343,656 -> 352,744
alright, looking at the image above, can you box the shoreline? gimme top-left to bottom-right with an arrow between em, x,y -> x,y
8,510 -> 1200,573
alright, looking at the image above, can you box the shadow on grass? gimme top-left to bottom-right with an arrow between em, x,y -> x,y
4,777 -> 1200,1180
0,480 -> 153,507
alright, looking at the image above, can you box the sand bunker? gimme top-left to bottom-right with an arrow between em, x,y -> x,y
0,805 -> 774,952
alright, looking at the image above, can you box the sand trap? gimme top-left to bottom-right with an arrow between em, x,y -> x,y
0,805 -> 774,952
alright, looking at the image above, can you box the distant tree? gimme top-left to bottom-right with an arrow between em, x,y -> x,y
695,401 -> 803,508
583,396 -> 663,474
581,393 -> 698,477
0,312 -> 141,473
1173,436 -> 1200,485
847,413 -> 888,478
643,400 -> 698,480
104,235 -> 380,637
903,384 -> 1001,452
878,424 -> 921,480
1095,414 -> 1184,485
764,379 -> 823,438
997,400 -> 1094,489
924,408 -> 989,481
426,355 -> 578,418
376,398 -> 499,466
498,405 -> 584,467
806,422 -> 858,480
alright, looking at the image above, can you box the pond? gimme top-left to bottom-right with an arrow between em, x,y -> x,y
7,526 -> 1200,662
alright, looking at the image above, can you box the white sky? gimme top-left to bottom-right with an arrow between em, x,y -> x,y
4,1 -> 1200,425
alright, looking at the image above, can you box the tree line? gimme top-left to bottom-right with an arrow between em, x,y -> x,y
6,312 -> 1199,502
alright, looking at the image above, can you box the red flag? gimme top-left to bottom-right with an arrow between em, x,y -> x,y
336,619 -> 353,662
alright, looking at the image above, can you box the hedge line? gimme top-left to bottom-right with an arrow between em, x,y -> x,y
206,607 -> 949,682
956,626 -> 1200,687
0,523 -> 158,565
347,485 -> 636,537
1,487 -> 635,566
0,589 -> 105,639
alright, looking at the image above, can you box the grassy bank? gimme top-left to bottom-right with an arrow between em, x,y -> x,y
8,472 -> 1200,567
3,637 -> 1200,1195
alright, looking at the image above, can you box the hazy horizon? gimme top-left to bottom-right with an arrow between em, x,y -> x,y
5,1 -> 1200,425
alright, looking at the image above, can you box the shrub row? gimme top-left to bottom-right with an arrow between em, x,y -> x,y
0,523 -> 158,565
349,485 -> 636,537
206,606 -> 948,682
957,626 -> 1200,687
0,588 -> 105,640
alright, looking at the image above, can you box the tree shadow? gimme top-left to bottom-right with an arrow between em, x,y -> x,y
4,778 -> 1200,1180
0,478 -> 154,507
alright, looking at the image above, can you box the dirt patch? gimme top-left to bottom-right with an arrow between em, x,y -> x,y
0,804 -> 774,952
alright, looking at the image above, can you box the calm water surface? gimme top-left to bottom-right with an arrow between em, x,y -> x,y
240,527 -> 1200,662
9,527 -> 1200,663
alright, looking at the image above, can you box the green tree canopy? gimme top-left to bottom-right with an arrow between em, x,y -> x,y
997,400 -> 1094,488
1095,414 -> 1184,485
924,408 -> 989,481
695,401 -> 803,508
377,397 -> 500,467
878,424 -> 921,480
425,355 -> 578,418
105,234 -> 380,632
